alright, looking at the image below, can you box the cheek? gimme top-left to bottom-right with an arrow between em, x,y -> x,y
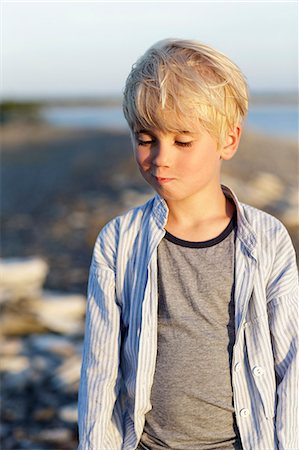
179,153 -> 204,174
135,149 -> 151,170
187,149 -> 219,173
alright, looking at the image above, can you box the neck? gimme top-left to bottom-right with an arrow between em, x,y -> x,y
165,185 -> 232,229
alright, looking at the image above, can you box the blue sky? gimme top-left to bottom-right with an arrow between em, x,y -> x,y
1,1 -> 298,99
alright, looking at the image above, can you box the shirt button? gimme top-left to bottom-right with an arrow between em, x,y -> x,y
240,408 -> 250,418
234,362 -> 241,372
252,366 -> 264,377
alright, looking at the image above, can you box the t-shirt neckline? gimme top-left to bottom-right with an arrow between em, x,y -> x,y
164,211 -> 237,248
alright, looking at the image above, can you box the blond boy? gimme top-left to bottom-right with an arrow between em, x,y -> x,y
78,39 -> 298,450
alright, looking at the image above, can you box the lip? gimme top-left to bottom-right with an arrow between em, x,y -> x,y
153,175 -> 175,184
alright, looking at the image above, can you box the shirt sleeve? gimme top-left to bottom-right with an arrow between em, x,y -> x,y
77,261 -> 123,449
266,224 -> 299,450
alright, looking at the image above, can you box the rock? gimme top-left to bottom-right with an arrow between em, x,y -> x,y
0,423 -> 10,439
0,288 -> 86,336
222,172 -> 287,211
13,427 -> 27,440
0,337 -> 24,355
2,405 -> 22,422
221,174 -> 252,202
34,315 -> 84,335
14,441 -> 46,450
280,188 -> 299,227
282,206 -> 299,227
248,172 -> 285,208
27,290 -> 86,335
28,334 -> 76,357
2,367 -> 31,391
0,311 -> 47,336
59,403 -> 78,423
53,354 -> 82,391
0,257 -> 49,304
0,355 -> 30,373
31,354 -> 57,378
121,188 -> 153,209
34,428 -> 73,444
33,407 -> 56,422
67,211 -> 89,229
29,289 -> 86,317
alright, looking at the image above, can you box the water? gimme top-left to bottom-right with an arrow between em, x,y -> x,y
40,105 -> 298,139
245,105 -> 298,138
40,106 -> 127,130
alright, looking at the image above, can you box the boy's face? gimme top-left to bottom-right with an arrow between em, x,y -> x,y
132,127 -> 238,204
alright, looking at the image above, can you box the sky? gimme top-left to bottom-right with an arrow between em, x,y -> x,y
1,1 -> 298,99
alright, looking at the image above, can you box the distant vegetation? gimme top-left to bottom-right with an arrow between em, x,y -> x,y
250,91 -> 297,106
0,92 -> 296,125
0,100 -> 43,124
0,97 -> 123,125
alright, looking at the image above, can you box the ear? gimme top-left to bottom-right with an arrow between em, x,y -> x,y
220,126 -> 242,161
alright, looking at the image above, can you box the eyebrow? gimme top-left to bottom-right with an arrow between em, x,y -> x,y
135,129 -> 196,136
135,129 -> 151,134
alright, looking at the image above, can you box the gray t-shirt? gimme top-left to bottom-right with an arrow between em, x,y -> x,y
138,213 -> 242,450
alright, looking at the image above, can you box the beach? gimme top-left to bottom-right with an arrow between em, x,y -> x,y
2,123 -> 298,286
1,123 -> 298,449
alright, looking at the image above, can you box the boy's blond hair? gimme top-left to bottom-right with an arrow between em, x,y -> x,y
122,38 -> 249,148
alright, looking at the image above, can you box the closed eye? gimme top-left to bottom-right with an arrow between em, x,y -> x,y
137,139 -> 193,148
176,141 -> 192,147
137,139 -> 154,146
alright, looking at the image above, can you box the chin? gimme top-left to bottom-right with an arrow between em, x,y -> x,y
155,190 -> 184,202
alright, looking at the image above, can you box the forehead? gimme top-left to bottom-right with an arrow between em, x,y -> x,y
132,107 -> 204,135
135,128 -> 198,137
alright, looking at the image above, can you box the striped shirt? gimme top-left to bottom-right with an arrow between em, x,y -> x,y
77,185 -> 299,450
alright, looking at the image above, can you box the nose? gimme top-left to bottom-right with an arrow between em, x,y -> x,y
152,140 -> 171,167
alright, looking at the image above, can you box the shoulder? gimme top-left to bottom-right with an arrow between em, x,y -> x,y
240,202 -> 297,271
100,194 -> 156,239
240,202 -> 291,241
240,203 -> 298,300
90,195 -> 156,270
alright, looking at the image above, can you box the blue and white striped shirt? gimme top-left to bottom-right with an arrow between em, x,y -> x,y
78,185 -> 298,450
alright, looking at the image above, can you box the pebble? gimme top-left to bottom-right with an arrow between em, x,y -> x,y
28,334 -> 76,357
0,262 -> 84,449
26,290 -> 86,335
2,369 -> 32,390
53,354 -> 82,391
0,257 -> 48,303
249,172 -> 285,208
121,188 -> 153,209
59,403 -> 78,423
33,407 -> 56,421
0,355 -> 30,373
67,210 -> 89,229
0,311 -> 47,336
30,289 -> 86,317
0,337 -> 24,355
35,428 -> 73,443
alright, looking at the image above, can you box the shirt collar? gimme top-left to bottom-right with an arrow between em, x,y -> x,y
152,184 -> 257,260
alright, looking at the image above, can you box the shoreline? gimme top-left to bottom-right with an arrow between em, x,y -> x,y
1,121 -> 297,148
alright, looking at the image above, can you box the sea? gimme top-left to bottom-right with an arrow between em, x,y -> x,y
40,104 -> 298,140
